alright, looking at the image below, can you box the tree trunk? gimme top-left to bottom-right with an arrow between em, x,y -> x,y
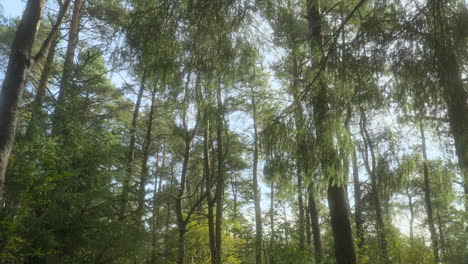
0,0 -> 47,194
214,85 -> 225,264
26,33 -> 59,139
296,165 -> 305,250
420,122 -> 439,262
269,182 -> 275,264
137,85 -> 158,220
308,184 -> 322,263
52,0 -> 85,136
176,136 -> 192,264
360,108 -> 388,263
436,209 -> 446,262
352,149 -> 364,249
306,1 -> 357,263
406,187 -> 414,241
204,119 -> 217,264
150,147 -> 163,264
120,74 -> 146,218
327,185 -> 357,264
251,89 -> 263,264
428,0 -> 468,213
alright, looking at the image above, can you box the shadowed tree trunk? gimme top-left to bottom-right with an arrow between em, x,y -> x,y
308,184 -> 322,263
214,84 -> 225,264
360,108 -> 388,263
306,1 -> 357,263
352,149 -> 365,249
137,84 -> 158,220
151,143 -> 164,264
26,33 -> 60,139
420,122 -> 439,262
269,182 -> 275,264
52,0 -> 85,136
251,87 -> 263,264
428,0 -> 468,213
120,73 -> 147,218
0,0 -> 69,194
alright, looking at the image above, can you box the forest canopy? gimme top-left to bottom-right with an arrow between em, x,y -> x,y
0,0 -> 466,264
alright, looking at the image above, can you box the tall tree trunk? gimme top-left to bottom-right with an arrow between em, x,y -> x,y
26,33 -> 59,139
420,122 -> 439,262
204,119 -> 217,264
137,85 -> 158,220
306,1 -> 357,263
296,165 -> 305,250
0,0 -> 70,195
120,74 -> 146,218
305,198 -> 312,247
428,0 -> 468,212
52,0 -> 85,136
308,184 -> 322,263
436,209 -> 446,262
352,149 -> 364,249
0,0 -> 47,194
406,187 -> 415,241
251,89 -> 263,264
151,145 -> 164,264
176,136 -> 192,264
360,108 -> 388,263
214,85 -> 225,264
269,182 -> 275,264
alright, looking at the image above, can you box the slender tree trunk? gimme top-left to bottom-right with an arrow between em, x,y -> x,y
214,85 -> 225,264
360,108 -> 388,263
305,198 -> 312,247
52,0 -> 85,136
26,33 -> 59,139
306,1 -> 357,263
204,119 -> 217,264
436,209 -> 446,262
406,188 -> 415,241
352,149 -> 364,249
251,89 -> 263,264
269,182 -> 275,264
420,122 -> 439,262
120,74 -> 146,218
308,184 -> 322,263
176,137 -> 192,264
296,165 -> 305,250
163,163 -> 175,254
137,85 -> 158,220
151,149 -> 163,264
0,0 -> 47,194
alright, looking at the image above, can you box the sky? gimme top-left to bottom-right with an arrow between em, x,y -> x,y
0,0 -> 24,18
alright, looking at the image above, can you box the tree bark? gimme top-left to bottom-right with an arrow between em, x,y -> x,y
204,118 -> 217,264
352,149 -> 364,249
420,122 -> 439,262
26,33 -> 59,139
428,0 -> 468,213
306,1 -> 357,263
214,84 -> 225,264
360,108 -> 388,263
269,182 -> 275,264
0,0 -> 47,194
308,184 -> 322,263
251,88 -> 263,264
120,74 -> 146,218
150,145 -> 164,264
52,0 -> 85,136
137,85 -> 158,220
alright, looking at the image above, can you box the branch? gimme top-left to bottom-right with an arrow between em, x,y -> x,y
33,0 -> 72,63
